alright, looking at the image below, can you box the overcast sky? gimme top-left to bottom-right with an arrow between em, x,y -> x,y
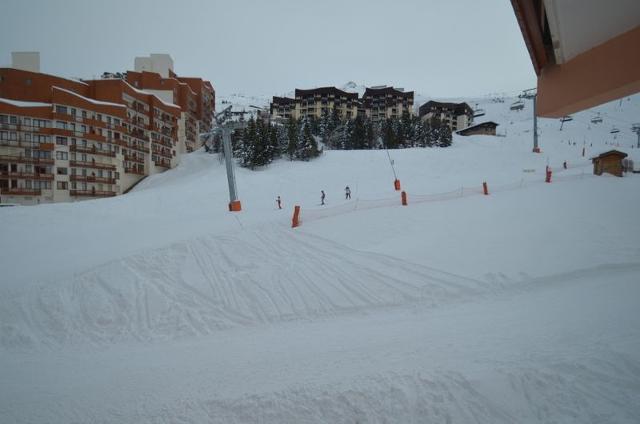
1,0 -> 536,100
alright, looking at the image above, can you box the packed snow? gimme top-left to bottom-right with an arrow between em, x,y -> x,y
1,94 -> 640,423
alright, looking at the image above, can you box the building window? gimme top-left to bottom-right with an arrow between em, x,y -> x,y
56,106 -> 68,114
57,181 -> 68,190
56,136 -> 68,145
56,151 -> 68,160
57,167 -> 67,175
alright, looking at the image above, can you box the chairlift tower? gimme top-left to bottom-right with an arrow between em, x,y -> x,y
202,105 -> 243,211
532,92 -> 540,153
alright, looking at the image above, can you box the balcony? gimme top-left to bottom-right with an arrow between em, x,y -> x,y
153,159 -> 171,168
69,160 -> 116,171
70,175 -> 117,184
124,153 -> 144,163
0,171 -> 54,180
125,167 -> 145,175
70,189 -> 117,197
0,188 -> 42,196
0,155 -> 54,165
70,145 -> 116,157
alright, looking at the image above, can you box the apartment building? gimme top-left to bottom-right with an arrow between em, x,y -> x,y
0,53 -> 212,205
418,101 -> 474,132
362,86 -> 414,122
270,96 -> 297,120
270,86 -> 414,122
126,71 -> 200,154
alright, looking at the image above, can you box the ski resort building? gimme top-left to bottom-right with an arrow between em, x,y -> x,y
591,150 -> 628,177
295,87 -> 359,120
456,121 -> 499,136
269,86 -> 414,123
0,53 -> 215,205
418,101 -> 474,132
125,70 -> 215,153
362,86 -> 414,123
270,96 -> 297,121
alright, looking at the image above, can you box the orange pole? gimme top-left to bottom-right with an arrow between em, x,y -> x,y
394,179 -> 401,191
483,181 -> 489,195
229,200 -> 242,212
546,169 -> 552,183
291,205 -> 301,228
401,191 -> 408,206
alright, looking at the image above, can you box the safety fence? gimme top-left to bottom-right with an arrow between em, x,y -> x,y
292,168 -> 593,228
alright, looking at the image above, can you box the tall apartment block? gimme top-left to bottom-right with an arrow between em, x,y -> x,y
418,101 -> 474,132
362,86 -> 414,123
0,53 -> 215,205
270,85 -> 414,122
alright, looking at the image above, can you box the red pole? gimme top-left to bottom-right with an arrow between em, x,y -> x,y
483,181 -> 489,195
546,169 -> 552,183
401,191 -> 408,206
291,205 -> 301,228
394,179 -> 401,191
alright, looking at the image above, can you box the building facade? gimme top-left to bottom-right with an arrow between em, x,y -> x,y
362,86 -> 414,123
270,86 -> 414,122
0,54 -> 214,205
418,101 -> 474,132
125,70 -> 214,154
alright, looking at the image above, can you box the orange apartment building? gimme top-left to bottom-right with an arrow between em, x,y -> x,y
0,54 -> 215,205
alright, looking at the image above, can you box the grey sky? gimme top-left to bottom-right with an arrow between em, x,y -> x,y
1,0 -> 536,100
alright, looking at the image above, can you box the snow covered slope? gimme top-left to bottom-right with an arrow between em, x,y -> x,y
1,94 -> 640,423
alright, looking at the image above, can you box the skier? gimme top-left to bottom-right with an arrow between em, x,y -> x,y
321,190 -> 326,206
563,161 -> 567,169
345,186 -> 351,200
276,196 -> 282,209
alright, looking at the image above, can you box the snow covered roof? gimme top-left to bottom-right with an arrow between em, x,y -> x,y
52,86 -> 126,108
0,97 -> 51,108
125,82 -> 181,110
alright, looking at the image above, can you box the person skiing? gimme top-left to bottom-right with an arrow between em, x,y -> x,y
563,161 -> 567,169
320,190 -> 326,206
276,196 -> 282,209
345,186 -> 351,200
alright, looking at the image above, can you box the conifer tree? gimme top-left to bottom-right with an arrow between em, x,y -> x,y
286,117 -> 299,160
298,119 -> 321,160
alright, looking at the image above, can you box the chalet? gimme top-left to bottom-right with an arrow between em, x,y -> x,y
456,121 -> 499,136
591,150 -> 628,177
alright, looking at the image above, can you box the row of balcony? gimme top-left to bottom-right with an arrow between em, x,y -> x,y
0,154 -> 55,165
69,160 -> 116,171
0,171 -> 54,180
71,189 -> 117,197
70,175 -> 117,184
124,154 -> 144,163
69,144 -> 117,158
125,167 -> 145,175
154,159 -> 171,168
0,188 -> 42,196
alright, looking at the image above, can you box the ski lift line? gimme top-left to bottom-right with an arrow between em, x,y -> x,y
563,115 -> 638,142
385,149 -> 398,181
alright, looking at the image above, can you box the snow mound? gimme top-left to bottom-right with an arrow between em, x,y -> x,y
1,228 -> 491,349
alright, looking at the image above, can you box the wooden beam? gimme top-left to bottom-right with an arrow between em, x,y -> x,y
510,0 -> 548,75
537,25 -> 640,117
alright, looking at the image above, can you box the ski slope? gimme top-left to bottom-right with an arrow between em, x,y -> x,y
1,94 -> 640,423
